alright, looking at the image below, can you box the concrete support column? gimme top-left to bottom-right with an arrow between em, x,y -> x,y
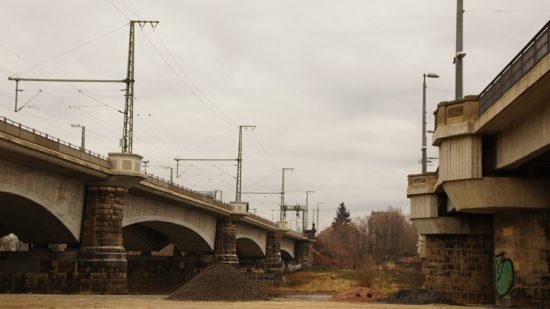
214,218 -> 238,265
264,232 -> 283,281
423,234 -> 494,304
78,186 -> 127,294
295,241 -> 312,267
494,210 -> 550,307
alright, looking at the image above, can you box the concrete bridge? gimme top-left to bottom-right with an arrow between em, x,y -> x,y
0,117 -> 312,293
408,21 -> 550,307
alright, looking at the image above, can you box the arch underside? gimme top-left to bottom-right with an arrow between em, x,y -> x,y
281,249 -> 293,260
0,192 -> 77,244
123,221 -> 213,254
236,237 -> 265,258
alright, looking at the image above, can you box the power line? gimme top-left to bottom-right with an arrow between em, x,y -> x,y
108,0 -> 131,20
151,31 -> 238,127
17,23 -> 127,74
139,30 -> 237,128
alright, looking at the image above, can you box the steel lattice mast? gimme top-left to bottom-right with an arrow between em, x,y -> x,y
235,125 -> 255,202
122,20 -> 158,153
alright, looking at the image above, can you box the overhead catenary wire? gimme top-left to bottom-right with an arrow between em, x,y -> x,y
16,23 -> 128,74
139,30 -> 237,128
151,30 -> 238,128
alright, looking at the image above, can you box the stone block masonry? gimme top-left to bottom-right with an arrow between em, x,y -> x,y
494,210 -> 550,308
214,218 -> 238,265
78,186 -> 128,294
423,234 -> 494,304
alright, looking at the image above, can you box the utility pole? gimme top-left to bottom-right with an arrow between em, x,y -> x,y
280,167 -> 294,222
235,125 -> 255,202
70,124 -> 85,150
455,0 -> 465,99
122,20 -> 159,154
304,190 -> 314,231
8,20 -> 159,154
174,124 -> 254,202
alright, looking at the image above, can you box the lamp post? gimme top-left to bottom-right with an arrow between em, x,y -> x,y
422,73 -> 439,173
70,124 -> 85,151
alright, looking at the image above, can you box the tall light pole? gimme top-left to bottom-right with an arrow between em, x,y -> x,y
422,73 -> 439,173
455,0 -> 466,99
70,124 -> 85,151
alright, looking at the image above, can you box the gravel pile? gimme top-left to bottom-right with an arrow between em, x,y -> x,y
331,287 -> 385,303
167,263 -> 269,301
377,288 -> 461,305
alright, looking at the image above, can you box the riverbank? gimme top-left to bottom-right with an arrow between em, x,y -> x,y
0,294 -> 493,309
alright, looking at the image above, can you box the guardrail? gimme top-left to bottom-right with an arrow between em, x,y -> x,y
143,173 -> 233,211
247,213 -> 277,228
0,116 -> 287,228
479,20 -> 549,113
0,116 -> 110,168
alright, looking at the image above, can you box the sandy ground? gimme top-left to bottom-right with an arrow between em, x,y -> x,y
0,294 -> 494,309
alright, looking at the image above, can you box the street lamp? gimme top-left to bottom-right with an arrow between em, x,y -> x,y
422,73 -> 439,173
70,124 -> 85,151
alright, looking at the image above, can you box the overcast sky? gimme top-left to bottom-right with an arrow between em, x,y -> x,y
0,1 -> 548,231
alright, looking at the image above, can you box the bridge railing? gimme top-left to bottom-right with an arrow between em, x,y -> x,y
143,173 -> 233,211
0,116 -> 110,168
247,213 -> 277,228
479,20 -> 550,113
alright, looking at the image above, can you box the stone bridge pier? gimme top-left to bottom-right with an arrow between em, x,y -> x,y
77,186 -> 128,294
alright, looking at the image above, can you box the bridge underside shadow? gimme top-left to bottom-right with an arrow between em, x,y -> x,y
236,238 -> 264,258
0,192 -> 76,244
123,221 -> 212,254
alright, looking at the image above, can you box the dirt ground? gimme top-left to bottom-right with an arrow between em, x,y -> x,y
0,294 -> 494,309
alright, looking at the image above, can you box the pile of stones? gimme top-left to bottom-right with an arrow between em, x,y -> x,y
167,263 -> 268,301
377,288 -> 460,305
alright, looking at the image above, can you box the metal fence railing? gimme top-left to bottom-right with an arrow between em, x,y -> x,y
479,20 -> 550,113
0,116 -> 295,231
0,116 -> 110,168
143,173 -> 233,211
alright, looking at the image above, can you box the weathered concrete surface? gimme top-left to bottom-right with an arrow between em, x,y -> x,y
123,193 -> 216,252
443,177 -> 550,212
280,237 -> 295,259
236,224 -> 267,257
0,160 -> 84,243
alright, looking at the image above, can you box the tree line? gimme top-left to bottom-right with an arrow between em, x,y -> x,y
314,202 -> 418,269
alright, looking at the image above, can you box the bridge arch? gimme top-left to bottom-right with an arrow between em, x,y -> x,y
123,216 -> 215,252
0,161 -> 85,243
280,237 -> 295,259
124,193 -> 217,253
236,224 -> 266,258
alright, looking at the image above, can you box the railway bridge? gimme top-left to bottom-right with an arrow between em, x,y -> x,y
0,118 -> 312,293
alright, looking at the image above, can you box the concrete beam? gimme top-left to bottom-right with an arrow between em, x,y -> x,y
412,215 -> 492,235
443,177 -> 550,213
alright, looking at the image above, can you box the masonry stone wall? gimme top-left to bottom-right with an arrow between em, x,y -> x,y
78,186 -> 128,294
423,234 -> 494,304
214,218 -> 238,265
494,210 -> 550,307
0,250 -> 77,293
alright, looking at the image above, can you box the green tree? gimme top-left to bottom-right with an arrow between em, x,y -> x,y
332,202 -> 351,228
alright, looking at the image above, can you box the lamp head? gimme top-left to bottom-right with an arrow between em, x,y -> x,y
426,73 -> 439,78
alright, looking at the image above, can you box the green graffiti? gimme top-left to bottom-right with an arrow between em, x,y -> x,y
495,252 -> 514,297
